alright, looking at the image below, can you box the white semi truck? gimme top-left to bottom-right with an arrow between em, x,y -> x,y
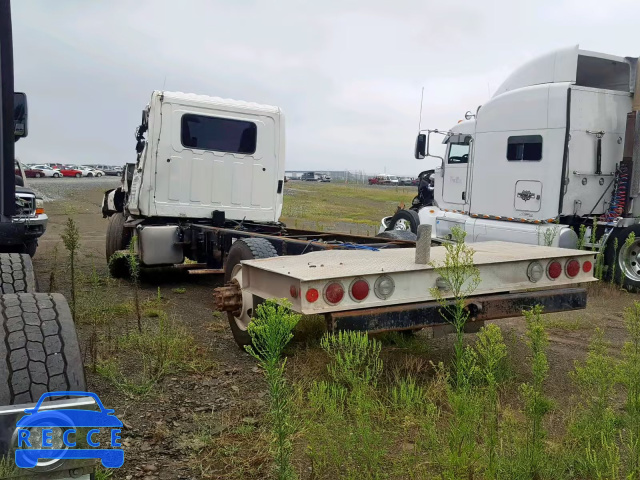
382,46 -> 640,289
103,89 -> 594,348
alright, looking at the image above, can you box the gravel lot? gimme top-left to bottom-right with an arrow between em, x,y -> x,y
26,176 -> 120,202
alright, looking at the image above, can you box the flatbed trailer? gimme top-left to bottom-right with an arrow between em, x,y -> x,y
214,238 -> 595,346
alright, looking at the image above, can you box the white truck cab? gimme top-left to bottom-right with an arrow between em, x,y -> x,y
124,91 -> 286,223
384,45 -> 640,288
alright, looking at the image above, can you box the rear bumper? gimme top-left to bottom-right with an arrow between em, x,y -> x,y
325,287 -> 587,333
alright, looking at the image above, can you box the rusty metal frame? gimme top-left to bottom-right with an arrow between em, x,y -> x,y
325,287 -> 587,333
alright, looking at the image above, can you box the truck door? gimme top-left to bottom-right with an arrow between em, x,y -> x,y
442,135 -> 471,206
153,101 -> 279,222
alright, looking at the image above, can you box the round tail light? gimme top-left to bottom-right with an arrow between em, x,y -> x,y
565,259 -> 580,278
547,261 -> 562,280
374,275 -> 395,299
306,288 -> 319,303
583,261 -> 593,273
324,282 -> 345,305
350,278 -> 370,302
527,261 -> 544,283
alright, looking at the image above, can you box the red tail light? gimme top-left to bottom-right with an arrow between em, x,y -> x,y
324,282 -> 345,305
583,261 -> 593,273
547,261 -> 562,280
306,288 -> 319,303
565,259 -> 580,278
350,278 -> 370,302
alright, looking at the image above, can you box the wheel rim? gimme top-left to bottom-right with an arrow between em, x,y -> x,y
619,238 -> 640,282
230,264 -> 253,331
393,218 -> 411,231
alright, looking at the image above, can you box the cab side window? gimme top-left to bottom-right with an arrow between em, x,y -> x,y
181,114 -> 257,155
507,135 -> 542,161
448,143 -> 470,164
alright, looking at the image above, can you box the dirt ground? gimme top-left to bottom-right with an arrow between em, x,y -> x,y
26,178 -> 640,479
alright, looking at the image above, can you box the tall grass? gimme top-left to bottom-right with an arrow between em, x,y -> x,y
569,328 -> 620,478
245,300 -> 300,480
476,324 -> 508,478
306,331 -> 388,479
520,305 -> 552,479
61,217 -> 80,315
621,302 -> 640,478
430,226 -> 480,388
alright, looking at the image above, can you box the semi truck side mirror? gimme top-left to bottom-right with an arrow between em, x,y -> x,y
14,92 -> 28,141
415,134 -> 426,159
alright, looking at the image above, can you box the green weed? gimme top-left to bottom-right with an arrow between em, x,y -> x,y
61,216 -> 80,315
475,324 -> 508,478
569,328 -> 620,477
519,305 -> 552,479
320,330 -> 383,388
245,299 -> 300,480
430,225 -> 481,389
577,224 -> 587,250
620,302 -> 640,478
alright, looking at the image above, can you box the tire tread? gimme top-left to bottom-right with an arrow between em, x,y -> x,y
0,293 -> 86,406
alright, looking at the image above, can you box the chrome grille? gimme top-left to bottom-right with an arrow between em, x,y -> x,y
15,194 -> 35,217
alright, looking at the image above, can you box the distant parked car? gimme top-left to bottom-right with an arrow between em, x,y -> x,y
369,174 -> 399,186
320,175 -> 331,182
80,166 -> 104,177
17,164 -> 46,178
398,177 -> 415,186
104,166 -> 123,176
59,166 -> 83,178
64,165 -> 94,177
31,164 -> 62,177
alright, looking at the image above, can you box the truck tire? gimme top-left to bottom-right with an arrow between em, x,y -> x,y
376,230 -> 417,241
385,209 -> 420,234
224,238 -> 278,348
0,293 -> 86,406
607,224 -> 640,290
106,213 -> 132,278
0,253 -> 36,294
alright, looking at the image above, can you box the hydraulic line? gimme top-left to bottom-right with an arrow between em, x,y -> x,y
602,164 -> 629,222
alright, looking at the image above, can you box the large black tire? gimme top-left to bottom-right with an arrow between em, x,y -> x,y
385,209 -> 420,234
606,224 -> 640,290
0,253 -> 36,293
106,213 -> 132,278
224,238 -> 278,348
0,293 -> 86,406
376,230 -> 417,241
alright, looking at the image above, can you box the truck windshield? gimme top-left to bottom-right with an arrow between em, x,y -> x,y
448,143 -> 470,164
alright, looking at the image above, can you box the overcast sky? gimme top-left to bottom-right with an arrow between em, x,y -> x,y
10,0 -> 640,175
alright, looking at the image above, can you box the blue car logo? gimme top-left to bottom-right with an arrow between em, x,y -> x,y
15,391 -> 124,469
